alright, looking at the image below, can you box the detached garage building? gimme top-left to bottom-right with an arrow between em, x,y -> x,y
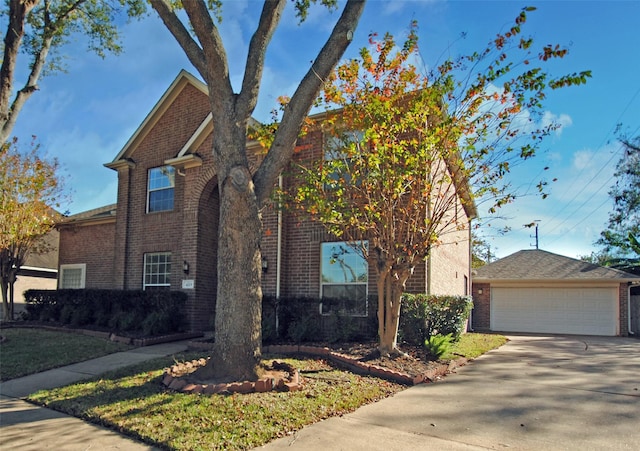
472,249 -> 640,336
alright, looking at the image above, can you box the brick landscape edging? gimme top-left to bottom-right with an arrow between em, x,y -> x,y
263,345 -> 467,386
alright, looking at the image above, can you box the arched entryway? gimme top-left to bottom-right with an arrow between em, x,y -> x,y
181,170 -> 219,332
193,177 -> 219,331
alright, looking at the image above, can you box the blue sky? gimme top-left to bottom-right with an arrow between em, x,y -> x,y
8,0 -> 640,260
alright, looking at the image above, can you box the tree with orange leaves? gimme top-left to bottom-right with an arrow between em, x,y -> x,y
0,138 -> 65,320
294,8 -> 590,355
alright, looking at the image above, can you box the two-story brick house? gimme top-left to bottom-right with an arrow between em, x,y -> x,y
57,70 -> 476,332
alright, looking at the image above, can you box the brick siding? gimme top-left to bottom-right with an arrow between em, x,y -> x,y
58,73 -> 473,332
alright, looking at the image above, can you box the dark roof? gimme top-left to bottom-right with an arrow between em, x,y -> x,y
59,204 -> 117,224
474,249 -> 640,282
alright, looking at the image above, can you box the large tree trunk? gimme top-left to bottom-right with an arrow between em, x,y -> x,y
212,165 -> 263,381
151,0 -> 366,382
376,261 -> 412,356
192,115 -> 264,382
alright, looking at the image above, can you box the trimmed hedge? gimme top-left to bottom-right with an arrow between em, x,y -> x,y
261,293 -> 471,346
262,295 -> 377,344
398,294 -> 473,346
23,289 -> 187,336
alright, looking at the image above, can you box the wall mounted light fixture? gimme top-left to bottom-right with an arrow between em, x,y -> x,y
261,257 -> 268,273
183,260 -> 189,275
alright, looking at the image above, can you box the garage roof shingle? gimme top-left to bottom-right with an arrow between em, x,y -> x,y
474,249 -> 640,282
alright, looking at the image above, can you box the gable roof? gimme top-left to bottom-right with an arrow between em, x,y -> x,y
104,69 -> 263,171
474,249 -> 640,282
105,70 -> 208,169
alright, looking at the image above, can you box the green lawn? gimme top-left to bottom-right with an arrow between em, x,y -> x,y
28,353 -> 405,450
13,328 -> 506,450
0,328 -> 131,381
445,332 -> 508,360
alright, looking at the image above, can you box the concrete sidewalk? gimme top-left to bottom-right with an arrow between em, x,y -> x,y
0,340 -> 189,450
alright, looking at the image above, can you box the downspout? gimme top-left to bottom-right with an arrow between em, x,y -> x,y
468,221 -> 474,332
275,174 -> 283,333
628,282 -> 636,335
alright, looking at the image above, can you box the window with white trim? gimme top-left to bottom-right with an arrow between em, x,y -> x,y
147,166 -> 175,213
59,264 -> 86,289
143,252 -> 171,290
320,241 -> 368,316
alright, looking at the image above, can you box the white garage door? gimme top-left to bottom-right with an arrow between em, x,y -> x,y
491,287 -> 618,336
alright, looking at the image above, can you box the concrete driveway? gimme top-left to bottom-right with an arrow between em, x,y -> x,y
257,335 -> 640,450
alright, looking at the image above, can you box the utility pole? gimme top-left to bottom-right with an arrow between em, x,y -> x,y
530,220 -> 541,249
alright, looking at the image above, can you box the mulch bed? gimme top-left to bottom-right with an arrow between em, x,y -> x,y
328,341 -> 454,378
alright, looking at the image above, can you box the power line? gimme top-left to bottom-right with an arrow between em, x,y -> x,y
544,145 -> 621,236
540,85 -> 640,235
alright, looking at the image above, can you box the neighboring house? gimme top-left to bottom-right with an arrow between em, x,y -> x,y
57,70 -> 475,332
2,229 -> 59,320
472,249 -> 640,336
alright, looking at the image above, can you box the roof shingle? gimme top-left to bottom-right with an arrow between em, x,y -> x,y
474,249 -> 640,281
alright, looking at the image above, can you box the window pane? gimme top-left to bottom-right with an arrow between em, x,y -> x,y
148,187 -> 174,212
61,268 -> 82,289
320,241 -> 368,316
148,167 -> 175,212
321,284 -> 367,316
321,242 -> 367,283
143,252 -> 171,289
148,167 -> 175,190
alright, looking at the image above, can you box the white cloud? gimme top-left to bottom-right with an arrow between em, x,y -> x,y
541,111 -> 573,136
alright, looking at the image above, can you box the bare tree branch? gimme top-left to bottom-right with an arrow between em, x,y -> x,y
236,0 -> 286,119
149,0 -> 208,77
253,0 -> 365,205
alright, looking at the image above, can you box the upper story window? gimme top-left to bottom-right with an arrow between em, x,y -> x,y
320,241 -> 368,316
143,252 -> 171,290
324,130 -> 364,188
147,166 -> 175,213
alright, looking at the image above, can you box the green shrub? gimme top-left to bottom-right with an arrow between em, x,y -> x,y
23,289 -> 187,336
261,297 -> 279,344
142,311 -> 171,336
424,333 -> 454,359
109,310 -> 139,332
261,295 -> 376,343
326,311 -> 359,343
399,294 -> 472,346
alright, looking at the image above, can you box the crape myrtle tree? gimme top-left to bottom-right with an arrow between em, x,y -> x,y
148,0 -> 366,381
0,137 -> 64,320
0,0 -> 146,143
290,9 -> 590,355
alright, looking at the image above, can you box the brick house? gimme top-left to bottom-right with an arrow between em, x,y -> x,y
57,70 -> 476,332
